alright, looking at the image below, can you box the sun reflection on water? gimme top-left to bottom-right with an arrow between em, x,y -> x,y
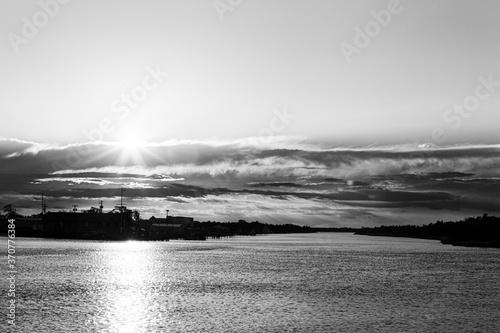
95,241 -> 155,332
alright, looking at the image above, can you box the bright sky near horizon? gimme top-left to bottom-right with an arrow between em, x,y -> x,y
1,0 -> 499,146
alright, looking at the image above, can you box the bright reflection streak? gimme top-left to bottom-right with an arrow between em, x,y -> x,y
96,241 -> 153,333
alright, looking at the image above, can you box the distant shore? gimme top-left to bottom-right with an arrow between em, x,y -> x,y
3,214 -> 498,247
0,215 -> 358,241
355,214 -> 500,248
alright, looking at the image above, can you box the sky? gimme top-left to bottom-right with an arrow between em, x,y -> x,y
1,0 -> 499,227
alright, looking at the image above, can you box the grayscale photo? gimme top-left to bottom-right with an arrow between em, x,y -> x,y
1,0 -> 499,332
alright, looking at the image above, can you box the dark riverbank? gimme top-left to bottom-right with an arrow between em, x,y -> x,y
0,215 -> 358,241
355,214 -> 500,248
192,220 -> 358,238
5,213 -> 498,247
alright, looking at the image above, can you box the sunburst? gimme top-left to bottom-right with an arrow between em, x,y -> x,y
115,133 -> 148,166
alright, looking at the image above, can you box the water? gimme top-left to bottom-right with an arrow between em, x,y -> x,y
1,233 -> 500,332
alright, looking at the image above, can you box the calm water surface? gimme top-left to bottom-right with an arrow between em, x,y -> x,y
1,233 -> 500,332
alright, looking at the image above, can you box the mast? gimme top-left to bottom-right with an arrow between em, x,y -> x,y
120,188 -> 126,235
42,195 -> 47,215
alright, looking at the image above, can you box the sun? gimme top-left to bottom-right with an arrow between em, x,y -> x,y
120,134 -> 145,149
115,133 -> 148,165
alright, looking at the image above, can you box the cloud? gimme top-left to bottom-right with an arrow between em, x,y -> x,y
2,137 -> 499,178
1,137 -> 499,225
247,182 -> 303,188
36,177 -> 116,186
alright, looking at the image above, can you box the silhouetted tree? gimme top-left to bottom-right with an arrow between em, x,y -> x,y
2,204 -> 22,217
3,204 -> 13,215
85,207 -> 101,214
131,210 -> 140,222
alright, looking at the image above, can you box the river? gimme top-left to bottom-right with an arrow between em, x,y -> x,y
1,233 -> 499,332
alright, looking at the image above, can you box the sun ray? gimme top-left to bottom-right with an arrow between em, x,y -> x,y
115,133 -> 149,167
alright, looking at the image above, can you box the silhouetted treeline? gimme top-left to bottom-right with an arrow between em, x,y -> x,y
191,220 -> 314,238
356,214 -> 500,248
189,220 -> 357,238
314,227 -> 359,233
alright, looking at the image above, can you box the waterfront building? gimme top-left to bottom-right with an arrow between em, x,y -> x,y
149,216 -> 194,239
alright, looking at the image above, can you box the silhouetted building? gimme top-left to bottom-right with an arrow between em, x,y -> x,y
0,217 -> 42,237
149,216 -> 194,239
42,212 -> 130,239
